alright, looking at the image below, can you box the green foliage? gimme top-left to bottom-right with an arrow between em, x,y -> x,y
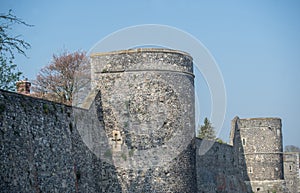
216,138 -> 226,144
0,10 -> 32,91
197,117 -> 227,143
0,56 -> 22,90
197,117 -> 216,140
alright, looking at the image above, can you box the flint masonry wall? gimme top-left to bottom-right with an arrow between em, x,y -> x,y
1,89 -> 196,193
284,153 -> 300,193
0,48 -> 198,193
239,118 -> 284,181
0,88 -> 248,193
0,90 -> 110,193
196,138 -> 251,193
1,88 -> 250,193
1,91 -> 299,193
1,48 -> 299,193
89,48 -> 197,192
231,117 -> 288,193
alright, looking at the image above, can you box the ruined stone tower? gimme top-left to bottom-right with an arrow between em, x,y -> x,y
230,117 -> 288,192
88,48 -> 197,192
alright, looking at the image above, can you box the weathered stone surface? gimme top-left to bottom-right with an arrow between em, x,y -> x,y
89,48 -> 197,192
284,153 -> 300,193
0,49 -> 299,193
230,117 -> 291,193
0,91 -> 79,192
0,48 -> 197,193
196,139 -> 251,193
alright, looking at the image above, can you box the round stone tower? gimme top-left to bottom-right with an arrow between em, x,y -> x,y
231,117 -> 287,192
90,48 -> 196,192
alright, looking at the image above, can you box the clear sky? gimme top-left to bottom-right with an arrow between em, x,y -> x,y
1,0 -> 300,147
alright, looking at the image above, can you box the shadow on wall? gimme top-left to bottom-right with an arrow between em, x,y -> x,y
230,117 -> 252,191
0,89 -> 123,192
92,91 -> 197,192
232,117 -> 289,193
196,116 -> 252,193
0,89 -> 197,193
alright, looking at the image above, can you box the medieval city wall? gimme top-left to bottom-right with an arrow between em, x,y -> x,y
0,89 -> 250,193
89,48 -> 197,192
284,152 -> 300,193
0,90 -> 107,192
0,48 -> 198,193
0,89 -> 197,192
1,89 -> 299,193
231,117 -> 289,193
196,138 -> 251,193
1,48 -> 299,193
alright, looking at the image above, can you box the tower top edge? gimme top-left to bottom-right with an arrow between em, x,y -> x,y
239,117 -> 281,121
90,48 -> 192,59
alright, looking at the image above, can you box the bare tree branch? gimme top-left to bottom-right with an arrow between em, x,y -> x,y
32,50 -> 90,105
0,9 -> 32,90
0,9 -> 32,60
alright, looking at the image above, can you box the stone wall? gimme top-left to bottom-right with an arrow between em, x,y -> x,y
1,48 -> 299,193
0,89 -> 197,192
196,138 -> 251,193
232,117 -> 284,181
248,180 -> 288,193
90,49 -> 195,151
1,91 -> 300,193
230,117 -> 289,193
284,152 -> 300,193
0,48 -> 198,193
87,48 -> 197,192
0,90 -> 108,192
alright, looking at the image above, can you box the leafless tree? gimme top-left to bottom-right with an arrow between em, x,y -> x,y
32,50 -> 90,105
0,9 -> 32,90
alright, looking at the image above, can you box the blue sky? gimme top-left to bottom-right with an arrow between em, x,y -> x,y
1,0 -> 300,147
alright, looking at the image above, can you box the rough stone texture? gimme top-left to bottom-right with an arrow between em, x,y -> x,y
284,153 -> 300,193
247,180 -> 288,193
0,90 -> 106,193
196,139 -> 251,193
0,48 -> 197,193
1,89 -> 197,193
0,49 -> 299,193
230,117 -> 289,193
88,48 -> 197,192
